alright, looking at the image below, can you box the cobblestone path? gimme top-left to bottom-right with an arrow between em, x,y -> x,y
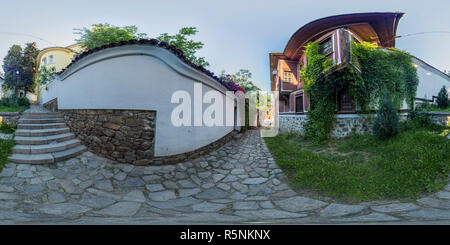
0,130 -> 449,224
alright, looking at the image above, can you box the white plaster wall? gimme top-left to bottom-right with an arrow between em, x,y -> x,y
41,78 -> 61,103
41,45 -> 235,157
414,58 -> 450,101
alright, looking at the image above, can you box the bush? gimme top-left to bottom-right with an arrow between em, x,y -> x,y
17,96 -> 30,107
0,95 -> 30,109
372,97 -> 400,138
0,96 -> 18,108
406,110 -> 431,129
405,102 -> 432,129
436,85 -> 449,109
0,123 -> 16,134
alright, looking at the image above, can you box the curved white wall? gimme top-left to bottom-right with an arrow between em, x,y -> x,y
41,45 -> 235,157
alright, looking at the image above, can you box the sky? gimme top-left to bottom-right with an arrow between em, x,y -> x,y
0,0 -> 449,91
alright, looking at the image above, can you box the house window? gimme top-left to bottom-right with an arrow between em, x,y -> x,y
320,37 -> 333,56
338,91 -> 354,112
42,57 -> 47,65
284,71 -> 293,83
285,97 -> 290,108
295,95 -> 304,113
49,55 -> 54,63
281,95 -> 290,111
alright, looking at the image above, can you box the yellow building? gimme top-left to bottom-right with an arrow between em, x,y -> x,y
36,43 -> 83,72
35,43 -> 83,103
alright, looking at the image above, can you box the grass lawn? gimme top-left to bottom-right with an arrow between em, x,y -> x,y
0,139 -> 15,172
429,107 -> 450,112
0,122 -> 16,172
264,126 -> 450,202
0,106 -> 28,112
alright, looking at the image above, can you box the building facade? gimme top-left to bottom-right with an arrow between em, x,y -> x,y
270,12 -> 449,116
36,43 -> 83,73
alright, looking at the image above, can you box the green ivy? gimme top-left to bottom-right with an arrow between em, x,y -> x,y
301,41 -> 419,142
352,43 -> 419,110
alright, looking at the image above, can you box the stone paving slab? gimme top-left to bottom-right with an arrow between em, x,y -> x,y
0,130 -> 449,224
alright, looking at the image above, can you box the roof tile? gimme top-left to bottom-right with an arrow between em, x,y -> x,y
58,39 -> 233,90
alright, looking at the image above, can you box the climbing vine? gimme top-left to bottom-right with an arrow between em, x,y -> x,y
301,41 -> 419,142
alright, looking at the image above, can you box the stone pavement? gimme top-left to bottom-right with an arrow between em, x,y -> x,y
0,130 -> 449,224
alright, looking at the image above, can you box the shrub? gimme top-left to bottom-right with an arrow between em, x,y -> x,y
0,96 -> 18,108
0,95 -> 30,110
406,109 -> 432,129
372,97 -> 400,138
17,96 -> 30,107
436,85 -> 449,109
405,102 -> 432,129
0,123 -> 16,134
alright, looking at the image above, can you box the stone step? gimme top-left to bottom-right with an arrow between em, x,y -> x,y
19,118 -> 64,124
21,112 -> 63,119
12,139 -> 81,154
15,127 -> 71,137
17,123 -> 67,130
53,145 -> 87,162
8,145 -> 87,164
14,133 -> 75,145
8,152 -> 54,164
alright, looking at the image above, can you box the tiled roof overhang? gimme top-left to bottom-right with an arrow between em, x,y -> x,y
283,12 -> 405,60
57,39 -> 232,91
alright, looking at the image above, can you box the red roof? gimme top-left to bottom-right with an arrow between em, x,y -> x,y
284,12 -> 404,60
270,12 -> 405,91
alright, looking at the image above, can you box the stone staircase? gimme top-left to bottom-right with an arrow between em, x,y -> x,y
9,111 -> 87,164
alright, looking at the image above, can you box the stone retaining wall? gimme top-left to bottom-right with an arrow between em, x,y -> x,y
430,112 -> 450,127
60,109 -> 157,165
278,114 -> 308,135
279,113 -> 409,138
0,112 -> 21,126
60,109 -> 238,165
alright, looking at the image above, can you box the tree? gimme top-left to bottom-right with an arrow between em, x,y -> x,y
2,43 -> 40,95
21,42 -> 40,93
37,66 -> 57,88
436,85 -> 449,108
230,69 -> 260,92
2,45 -> 23,95
157,27 -> 209,67
372,97 -> 400,139
219,69 -> 260,92
74,23 -> 147,51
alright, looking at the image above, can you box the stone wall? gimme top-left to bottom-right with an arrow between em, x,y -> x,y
60,109 -> 238,165
279,113 -> 408,138
0,112 -> 20,126
43,98 -> 58,112
330,115 -> 374,138
279,114 -> 307,135
430,112 -> 450,127
60,109 -> 157,165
